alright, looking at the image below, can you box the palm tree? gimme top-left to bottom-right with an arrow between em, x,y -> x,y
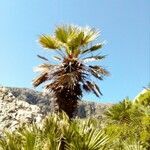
32,25 -> 109,118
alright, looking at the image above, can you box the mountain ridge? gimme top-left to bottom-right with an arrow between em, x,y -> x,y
0,86 -> 112,133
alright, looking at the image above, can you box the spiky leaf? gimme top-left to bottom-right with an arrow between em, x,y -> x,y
83,55 -> 106,63
39,35 -> 60,49
82,43 -> 103,54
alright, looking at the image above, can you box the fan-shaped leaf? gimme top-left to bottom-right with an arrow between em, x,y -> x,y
32,73 -> 48,87
39,35 -> 60,49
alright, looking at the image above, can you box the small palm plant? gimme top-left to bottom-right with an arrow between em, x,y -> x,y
0,113 -> 110,150
105,98 -> 133,124
32,25 -> 109,118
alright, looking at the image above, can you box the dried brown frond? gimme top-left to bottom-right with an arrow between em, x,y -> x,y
37,55 -> 49,61
33,63 -> 55,73
82,55 -> 106,63
32,73 -> 48,87
89,69 -> 103,80
89,65 -> 110,76
86,81 -> 102,97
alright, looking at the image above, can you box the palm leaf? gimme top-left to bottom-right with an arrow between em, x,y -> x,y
18,125 -> 38,150
55,25 -> 100,48
55,25 -> 80,43
123,141 -> 146,150
68,32 -> 84,50
82,83 -> 91,92
66,119 -> 110,150
81,26 -> 100,44
86,81 -> 101,97
82,55 -> 106,63
33,63 -> 55,72
39,35 -> 60,49
37,55 -> 49,62
81,43 -> 103,54
55,25 -> 68,43
55,72 -> 79,89
94,83 -> 102,95
32,73 -> 48,87
0,131 -> 22,150
53,56 -> 62,61
89,65 -> 110,76
89,68 -> 103,80
89,131 -> 109,149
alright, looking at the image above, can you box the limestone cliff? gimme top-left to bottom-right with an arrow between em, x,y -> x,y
0,86 -> 112,133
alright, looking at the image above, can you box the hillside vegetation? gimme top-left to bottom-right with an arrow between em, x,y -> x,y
0,88 -> 149,150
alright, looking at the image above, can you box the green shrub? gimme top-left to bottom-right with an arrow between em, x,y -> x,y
0,89 -> 149,150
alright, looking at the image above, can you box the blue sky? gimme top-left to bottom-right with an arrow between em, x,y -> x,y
0,0 -> 149,103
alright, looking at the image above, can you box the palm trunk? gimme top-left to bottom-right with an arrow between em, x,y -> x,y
54,84 -> 82,118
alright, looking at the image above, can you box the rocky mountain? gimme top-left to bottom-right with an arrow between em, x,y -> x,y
0,86 -> 112,134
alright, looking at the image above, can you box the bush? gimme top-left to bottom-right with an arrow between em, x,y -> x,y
0,89 -> 149,150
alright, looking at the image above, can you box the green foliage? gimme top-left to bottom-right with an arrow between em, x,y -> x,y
0,131 -> 22,150
0,113 -> 110,150
39,35 -> 61,49
134,88 -> 150,107
0,90 -> 149,150
104,90 -> 150,149
38,24 -> 101,57
65,119 -> 109,150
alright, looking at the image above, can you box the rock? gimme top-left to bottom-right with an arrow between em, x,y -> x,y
0,86 -> 112,134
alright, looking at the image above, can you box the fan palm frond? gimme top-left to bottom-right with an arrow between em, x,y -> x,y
85,81 -> 102,97
55,25 -> 69,43
66,118 -> 109,150
123,141 -> 146,150
39,35 -> 61,49
82,55 -> 106,63
55,25 -> 100,51
89,65 -> 110,76
81,43 -> 103,54
37,55 -> 49,62
81,26 -> 100,44
33,63 -> 55,72
67,32 -> 84,51
53,56 -> 62,61
32,73 -> 48,87
89,68 -> 103,80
